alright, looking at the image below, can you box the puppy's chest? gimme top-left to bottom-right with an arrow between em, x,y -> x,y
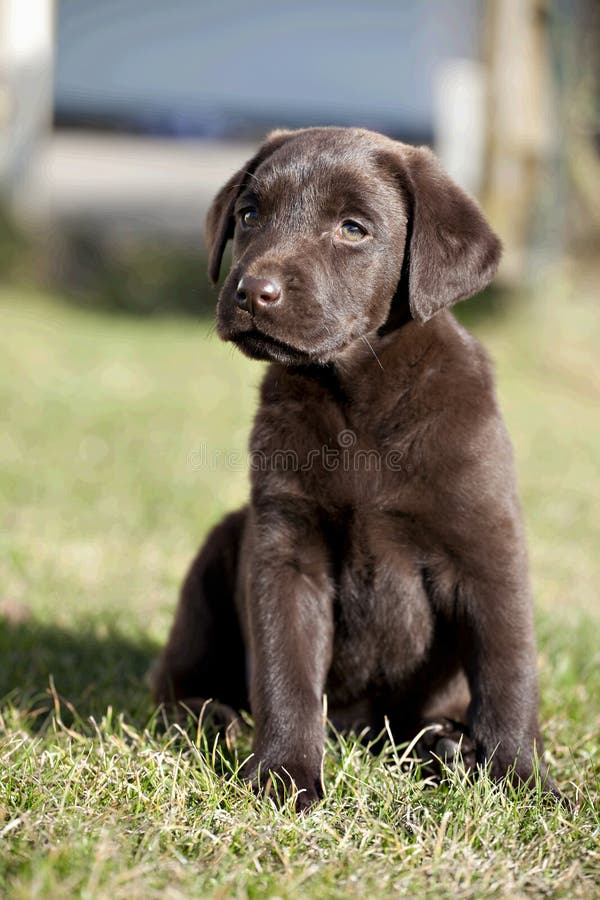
295,404 -> 420,508
325,510 -> 434,699
254,386 -> 438,696
256,369 -> 433,508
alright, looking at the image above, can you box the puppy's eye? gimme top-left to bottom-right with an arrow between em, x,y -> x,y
240,207 -> 260,227
338,220 -> 367,242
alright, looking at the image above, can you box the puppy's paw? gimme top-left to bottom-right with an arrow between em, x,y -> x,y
479,746 -> 569,807
539,777 -> 572,809
415,718 -> 476,776
244,758 -> 324,813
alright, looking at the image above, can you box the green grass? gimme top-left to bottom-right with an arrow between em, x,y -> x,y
0,278 -> 598,898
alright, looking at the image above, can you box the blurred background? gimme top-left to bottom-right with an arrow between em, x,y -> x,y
0,1 -> 598,714
1,0 -> 599,310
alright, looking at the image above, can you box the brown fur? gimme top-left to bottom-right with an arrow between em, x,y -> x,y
152,127 -> 559,810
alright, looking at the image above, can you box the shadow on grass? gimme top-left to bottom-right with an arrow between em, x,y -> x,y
0,618 -> 159,731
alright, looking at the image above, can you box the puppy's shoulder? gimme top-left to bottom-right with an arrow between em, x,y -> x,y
386,310 -> 497,414
432,311 -> 496,403
389,311 -> 515,473
414,312 -> 519,490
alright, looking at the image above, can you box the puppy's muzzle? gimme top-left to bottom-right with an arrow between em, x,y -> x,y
236,275 -> 282,316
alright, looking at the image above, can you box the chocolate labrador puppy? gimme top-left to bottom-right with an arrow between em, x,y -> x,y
152,127 -> 559,809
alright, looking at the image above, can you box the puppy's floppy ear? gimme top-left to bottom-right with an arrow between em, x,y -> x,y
205,129 -> 294,284
382,144 -> 502,323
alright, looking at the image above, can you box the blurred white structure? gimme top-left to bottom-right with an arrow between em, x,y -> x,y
433,59 -> 486,196
32,132 -> 255,237
0,0 -> 54,205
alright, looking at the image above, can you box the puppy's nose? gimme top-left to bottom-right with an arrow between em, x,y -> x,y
235,275 -> 281,315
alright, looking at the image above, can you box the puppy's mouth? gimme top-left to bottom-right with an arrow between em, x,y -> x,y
229,327 -> 313,365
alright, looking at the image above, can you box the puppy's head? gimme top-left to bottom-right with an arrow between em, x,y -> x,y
206,127 -> 501,366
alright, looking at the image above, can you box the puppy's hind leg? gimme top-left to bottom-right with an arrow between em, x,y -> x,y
415,670 -> 476,775
150,507 -> 249,734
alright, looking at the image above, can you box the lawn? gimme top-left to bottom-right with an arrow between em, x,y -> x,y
0,276 -> 598,898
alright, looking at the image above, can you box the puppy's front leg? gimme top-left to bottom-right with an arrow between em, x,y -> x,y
460,564 -> 559,796
244,504 -> 334,811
